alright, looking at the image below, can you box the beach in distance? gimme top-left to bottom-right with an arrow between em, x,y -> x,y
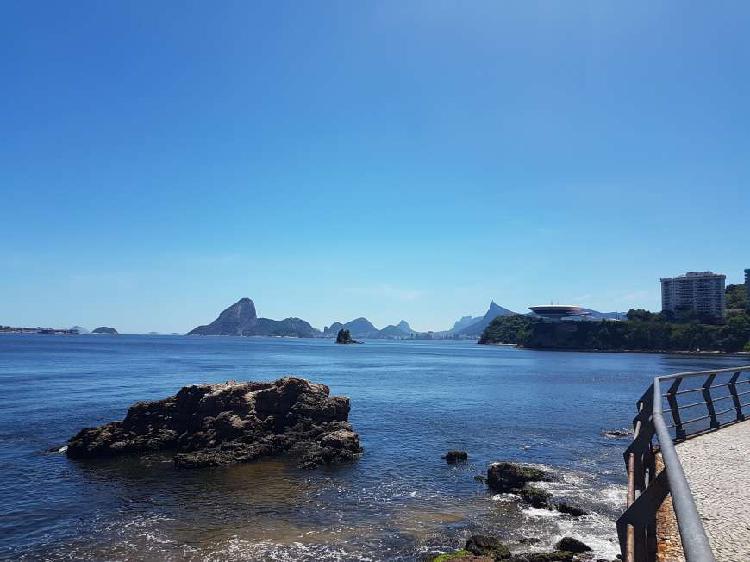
1,334 -> 743,561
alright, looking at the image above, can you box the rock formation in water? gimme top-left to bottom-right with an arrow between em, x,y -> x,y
188,298 -> 320,338
91,327 -> 118,335
442,450 -> 468,464
335,328 -> 360,344
485,462 -> 588,517
431,534 -> 596,561
66,376 -> 361,469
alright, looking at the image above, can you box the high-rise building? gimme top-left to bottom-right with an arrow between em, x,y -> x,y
660,271 -> 726,319
745,269 -> 750,310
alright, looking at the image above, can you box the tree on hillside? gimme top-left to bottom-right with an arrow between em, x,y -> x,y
726,284 -> 748,310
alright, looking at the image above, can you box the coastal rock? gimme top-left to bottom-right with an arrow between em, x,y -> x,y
518,485 -> 552,508
66,376 -> 362,469
91,327 -> 118,335
443,450 -> 468,464
465,535 -> 511,559
487,462 -> 550,493
335,329 -> 360,344
554,537 -> 591,554
602,428 -> 632,439
554,501 -> 589,517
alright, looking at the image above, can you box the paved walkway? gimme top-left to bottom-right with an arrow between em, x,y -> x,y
676,420 -> 750,562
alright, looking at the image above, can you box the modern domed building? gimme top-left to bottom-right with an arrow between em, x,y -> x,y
528,304 -> 589,320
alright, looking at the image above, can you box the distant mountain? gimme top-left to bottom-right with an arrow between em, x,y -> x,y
323,317 -> 380,339
397,320 -> 412,333
323,318 -> 414,339
71,326 -> 89,334
254,317 -> 320,338
188,298 -> 320,338
449,315 -> 479,333
453,301 -> 518,336
379,320 -> 414,338
92,327 -> 118,335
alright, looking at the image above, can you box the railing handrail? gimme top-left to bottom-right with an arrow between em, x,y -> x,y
618,365 -> 750,562
651,377 -> 716,562
658,364 -> 750,381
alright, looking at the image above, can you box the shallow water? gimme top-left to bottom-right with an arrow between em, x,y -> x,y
0,335 -> 742,560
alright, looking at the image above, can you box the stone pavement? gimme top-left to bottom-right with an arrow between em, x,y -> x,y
676,420 -> 750,562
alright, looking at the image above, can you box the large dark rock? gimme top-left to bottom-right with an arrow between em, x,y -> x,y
554,501 -> 589,517
487,462 -> 550,493
554,537 -> 591,554
518,485 -> 552,508
335,329 -> 361,344
91,327 -> 118,335
444,450 -> 468,464
66,377 -> 361,469
465,535 -> 511,559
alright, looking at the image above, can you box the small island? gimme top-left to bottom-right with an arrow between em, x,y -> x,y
335,328 -> 361,344
91,327 -> 118,335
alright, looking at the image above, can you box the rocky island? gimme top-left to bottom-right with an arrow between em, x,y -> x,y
91,327 -> 118,335
66,376 -> 361,469
335,328 -> 361,344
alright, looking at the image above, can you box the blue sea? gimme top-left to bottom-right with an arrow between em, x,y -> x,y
0,335 -> 742,561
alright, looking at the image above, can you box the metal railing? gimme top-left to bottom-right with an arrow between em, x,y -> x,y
616,365 -> 750,562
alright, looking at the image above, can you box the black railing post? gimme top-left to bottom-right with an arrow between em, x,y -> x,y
728,371 -> 745,422
702,373 -> 719,429
666,378 -> 686,440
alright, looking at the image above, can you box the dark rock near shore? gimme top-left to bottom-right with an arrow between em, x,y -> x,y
487,462 -> 550,493
443,450 -> 468,464
554,501 -> 589,517
602,428 -> 632,439
465,535 -> 511,559
518,485 -> 552,508
66,376 -> 362,469
554,537 -> 591,554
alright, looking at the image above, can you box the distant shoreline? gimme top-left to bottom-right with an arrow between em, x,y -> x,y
484,342 -> 750,357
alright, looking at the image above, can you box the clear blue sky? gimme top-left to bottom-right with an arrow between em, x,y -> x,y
1,1 -> 748,333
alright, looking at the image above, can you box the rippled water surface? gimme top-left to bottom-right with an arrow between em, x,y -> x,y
0,335 -> 742,560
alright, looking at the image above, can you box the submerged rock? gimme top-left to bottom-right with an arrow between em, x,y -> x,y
487,462 -> 550,493
444,450 -> 469,464
554,501 -> 589,517
602,428 -> 632,439
66,376 -> 362,469
465,535 -> 511,559
518,485 -> 552,508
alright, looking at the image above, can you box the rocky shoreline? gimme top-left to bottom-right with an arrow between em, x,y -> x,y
66,376 -> 362,469
427,458 -> 620,562
65,378 -> 618,559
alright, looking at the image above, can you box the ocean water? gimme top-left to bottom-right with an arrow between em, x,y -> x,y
0,335 -> 742,561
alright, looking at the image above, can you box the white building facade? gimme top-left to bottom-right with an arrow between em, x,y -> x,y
660,271 -> 726,319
